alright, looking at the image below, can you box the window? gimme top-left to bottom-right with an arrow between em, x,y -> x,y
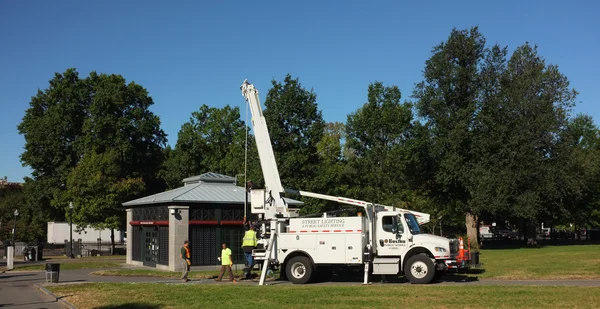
404,214 -> 422,235
382,216 -> 404,234
382,216 -> 396,233
396,216 -> 405,235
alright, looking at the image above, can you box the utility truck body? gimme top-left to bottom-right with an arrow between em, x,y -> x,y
240,80 -> 468,285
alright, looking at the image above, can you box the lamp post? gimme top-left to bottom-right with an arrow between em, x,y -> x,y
12,209 -> 19,246
69,202 -> 74,258
6,210 -> 18,270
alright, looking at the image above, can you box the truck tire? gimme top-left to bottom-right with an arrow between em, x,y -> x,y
286,256 -> 314,284
404,254 -> 435,284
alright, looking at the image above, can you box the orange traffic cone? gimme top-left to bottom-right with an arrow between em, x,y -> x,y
458,237 -> 465,261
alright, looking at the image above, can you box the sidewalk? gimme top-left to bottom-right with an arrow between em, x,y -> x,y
0,271 -> 65,309
0,268 -> 167,309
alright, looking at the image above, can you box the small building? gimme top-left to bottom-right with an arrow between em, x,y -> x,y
47,222 -> 124,244
122,172 -> 302,271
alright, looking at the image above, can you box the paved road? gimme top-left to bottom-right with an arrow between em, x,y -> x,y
0,269 -> 163,309
0,271 -> 64,309
1,269 -> 600,309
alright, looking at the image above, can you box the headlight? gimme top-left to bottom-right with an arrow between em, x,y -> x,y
434,247 -> 447,253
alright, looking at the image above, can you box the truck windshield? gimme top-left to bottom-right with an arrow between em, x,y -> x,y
404,214 -> 422,234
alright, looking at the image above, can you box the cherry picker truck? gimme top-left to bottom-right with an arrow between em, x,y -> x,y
240,80 -> 470,286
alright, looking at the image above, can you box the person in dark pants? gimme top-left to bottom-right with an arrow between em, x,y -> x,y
242,225 -> 257,279
180,240 -> 191,282
23,247 -> 29,262
216,243 -> 236,283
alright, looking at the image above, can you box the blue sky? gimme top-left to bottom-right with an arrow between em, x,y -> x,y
1,0 -> 598,182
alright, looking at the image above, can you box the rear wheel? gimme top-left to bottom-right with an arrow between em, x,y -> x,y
286,256 -> 314,284
404,254 -> 435,284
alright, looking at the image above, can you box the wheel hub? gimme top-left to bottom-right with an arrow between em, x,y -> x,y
411,261 -> 428,279
291,262 -> 306,279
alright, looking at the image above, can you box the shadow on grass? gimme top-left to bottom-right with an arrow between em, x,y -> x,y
94,303 -> 161,309
305,267 -> 486,284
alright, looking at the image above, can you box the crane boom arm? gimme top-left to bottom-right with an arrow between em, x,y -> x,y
285,188 -> 430,224
241,80 -> 288,217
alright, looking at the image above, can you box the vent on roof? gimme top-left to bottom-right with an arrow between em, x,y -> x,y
182,173 -> 236,185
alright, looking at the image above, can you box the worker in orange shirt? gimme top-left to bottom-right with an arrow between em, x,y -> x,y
180,240 -> 191,282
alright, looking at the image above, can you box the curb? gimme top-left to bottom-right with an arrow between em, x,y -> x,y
34,283 -> 78,309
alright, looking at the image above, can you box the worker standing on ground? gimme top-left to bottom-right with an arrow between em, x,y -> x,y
180,240 -> 191,282
216,243 -> 236,282
242,224 -> 258,279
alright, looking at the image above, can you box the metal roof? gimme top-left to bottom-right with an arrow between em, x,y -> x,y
182,172 -> 236,184
123,173 -> 303,207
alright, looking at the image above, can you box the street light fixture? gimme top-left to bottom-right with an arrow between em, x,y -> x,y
69,202 -> 74,258
12,209 -> 19,246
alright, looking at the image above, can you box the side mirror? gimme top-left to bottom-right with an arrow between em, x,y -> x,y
391,227 -> 398,234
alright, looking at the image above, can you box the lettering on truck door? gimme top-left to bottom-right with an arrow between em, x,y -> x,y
377,214 -> 409,257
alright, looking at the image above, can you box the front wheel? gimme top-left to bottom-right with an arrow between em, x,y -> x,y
286,256 -> 314,284
404,254 -> 435,284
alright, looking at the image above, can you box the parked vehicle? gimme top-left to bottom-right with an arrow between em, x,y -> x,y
479,225 -> 493,239
240,80 -> 471,286
495,229 -> 519,240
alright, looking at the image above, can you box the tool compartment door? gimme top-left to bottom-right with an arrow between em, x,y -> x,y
316,234 -> 346,264
345,233 -> 363,264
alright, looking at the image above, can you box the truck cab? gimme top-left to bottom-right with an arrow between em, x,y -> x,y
373,211 -> 456,283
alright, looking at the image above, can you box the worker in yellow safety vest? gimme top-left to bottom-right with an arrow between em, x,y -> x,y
242,224 -> 258,279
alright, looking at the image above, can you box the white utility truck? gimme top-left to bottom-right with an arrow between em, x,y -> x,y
240,80 -> 466,286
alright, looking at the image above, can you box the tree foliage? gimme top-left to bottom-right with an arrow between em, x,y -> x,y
65,150 -> 145,231
345,82 -> 414,206
18,69 -> 167,244
160,104 -> 262,189
263,74 -> 326,213
412,27 -> 582,244
13,27 -> 600,248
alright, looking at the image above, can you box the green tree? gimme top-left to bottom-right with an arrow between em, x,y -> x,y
18,69 -> 89,223
65,150 -> 145,252
82,72 -> 167,193
313,122 -> 348,212
263,74 -> 326,214
18,69 -> 167,249
345,82 -> 414,206
412,27 -> 487,244
160,104 -> 262,189
475,43 -> 577,241
413,28 -> 579,245
556,114 -> 600,232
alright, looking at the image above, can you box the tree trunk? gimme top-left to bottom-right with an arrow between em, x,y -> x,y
110,228 -> 115,255
466,213 -> 479,249
526,220 -> 537,246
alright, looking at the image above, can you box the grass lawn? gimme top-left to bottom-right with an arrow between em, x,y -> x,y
90,245 -> 600,281
475,245 -> 600,280
47,283 -> 600,309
